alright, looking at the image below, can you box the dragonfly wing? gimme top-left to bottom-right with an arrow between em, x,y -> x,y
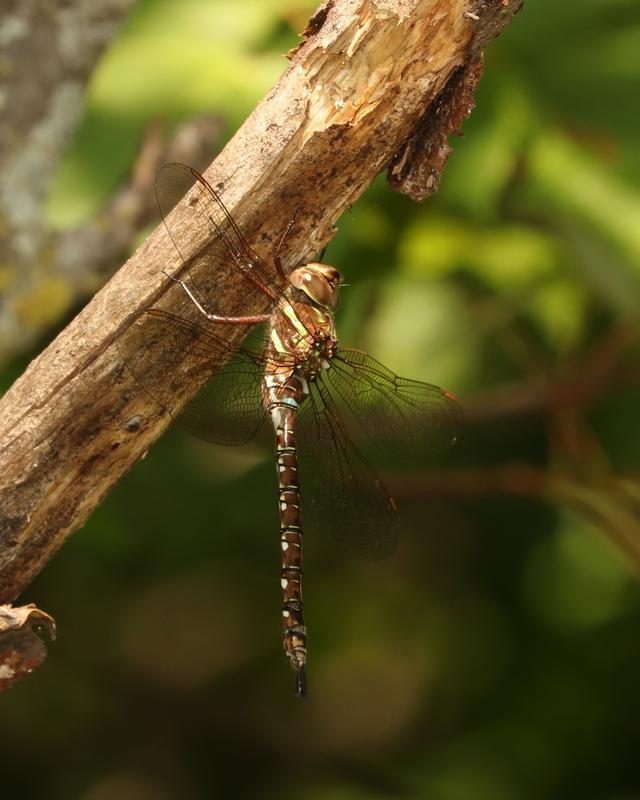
118,309 -> 267,445
177,355 -> 268,445
326,348 -> 462,456
298,377 -> 398,561
155,163 -> 286,319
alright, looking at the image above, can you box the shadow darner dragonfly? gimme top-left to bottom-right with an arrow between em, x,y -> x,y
118,164 -> 461,697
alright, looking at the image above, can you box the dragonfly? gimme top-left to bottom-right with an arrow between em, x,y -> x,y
118,163 -> 462,697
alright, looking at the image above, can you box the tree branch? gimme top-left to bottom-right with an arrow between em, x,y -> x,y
0,0 -> 522,602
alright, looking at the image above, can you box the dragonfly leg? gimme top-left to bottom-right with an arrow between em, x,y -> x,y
163,269 -> 269,325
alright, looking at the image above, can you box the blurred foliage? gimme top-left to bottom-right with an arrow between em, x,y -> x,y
2,0 -> 640,798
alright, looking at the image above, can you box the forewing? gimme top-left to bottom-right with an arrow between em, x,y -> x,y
298,378 -> 398,561
327,349 -> 462,456
155,163 -> 286,319
117,309 -> 267,445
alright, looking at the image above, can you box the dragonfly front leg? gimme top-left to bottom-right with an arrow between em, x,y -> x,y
165,270 -> 269,325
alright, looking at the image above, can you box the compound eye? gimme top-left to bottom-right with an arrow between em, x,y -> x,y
305,273 -> 331,305
289,267 -> 339,310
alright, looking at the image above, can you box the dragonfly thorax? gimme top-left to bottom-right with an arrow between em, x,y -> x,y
269,299 -> 337,373
295,331 -> 337,380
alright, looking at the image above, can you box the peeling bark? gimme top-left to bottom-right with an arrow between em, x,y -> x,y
388,54 -> 485,200
0,0 -> 522,603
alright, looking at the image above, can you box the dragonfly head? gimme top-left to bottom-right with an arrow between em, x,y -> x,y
288,263 -> 342,311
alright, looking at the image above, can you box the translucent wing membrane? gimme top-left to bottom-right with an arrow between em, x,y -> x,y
326,349 -> 462,456
155,163 -> 287,320
118,163 -> 293,443
298,379 -> 399,561
295,350 -> 460,559
177,355 -> 268,445
117,309 -> 268,445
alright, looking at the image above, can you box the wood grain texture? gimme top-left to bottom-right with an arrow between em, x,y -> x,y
0,0 -> 523,602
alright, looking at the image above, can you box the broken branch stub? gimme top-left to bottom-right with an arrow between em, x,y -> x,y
0,604 -> 56,692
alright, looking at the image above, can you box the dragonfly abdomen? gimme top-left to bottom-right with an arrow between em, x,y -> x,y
267,373 -> 309,697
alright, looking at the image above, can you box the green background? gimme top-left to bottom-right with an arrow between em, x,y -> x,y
2,1 -> 640,798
